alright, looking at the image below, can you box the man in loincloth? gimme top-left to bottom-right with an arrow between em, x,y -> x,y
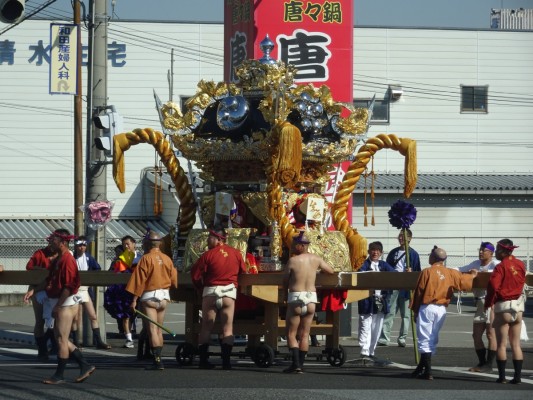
126,229 -> 178,371
191,227 -> 247,370
283,231 -> 334,373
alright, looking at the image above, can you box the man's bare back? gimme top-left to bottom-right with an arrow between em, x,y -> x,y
282,232 -> 335,373
286,253 -> 333,292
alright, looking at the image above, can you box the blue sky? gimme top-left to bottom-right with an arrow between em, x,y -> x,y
26,0 -> 533,29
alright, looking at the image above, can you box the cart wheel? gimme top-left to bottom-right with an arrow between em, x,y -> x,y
175,343 -> 196,366
326,345 -> 346,367
253,344 -> 275,368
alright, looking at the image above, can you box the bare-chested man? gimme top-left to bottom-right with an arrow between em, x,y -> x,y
283,232 -> 334,373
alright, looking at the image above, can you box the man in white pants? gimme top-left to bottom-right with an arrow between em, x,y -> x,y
357,241 -> 396,360
410,246 -> 478,380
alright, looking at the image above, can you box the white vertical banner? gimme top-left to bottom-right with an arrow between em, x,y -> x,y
49,23 -> 78,95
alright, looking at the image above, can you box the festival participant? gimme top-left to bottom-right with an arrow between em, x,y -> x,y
283,232 -> 334,373
292,199 -> 321,347
357,241 -> 396,360
104,235 -> 139,349
410,246 -> 477,380
378,228 -> 421,347
41,229 -> 95,385
456,242 -> 498,372
109,244 -> 124,271
126,230 -> 178,371
23,241 -> 58,361
191,227 -> 246,370
71,236 -> 111,350
484,239 -> 526,384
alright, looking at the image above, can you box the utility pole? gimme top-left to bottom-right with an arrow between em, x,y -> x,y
85,0 -> 108,344
74,0 -> 83,237
85,0 -> 107,260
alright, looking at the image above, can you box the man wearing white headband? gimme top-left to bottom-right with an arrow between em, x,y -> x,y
71,236 -> 111,350
456,241 -> 498,373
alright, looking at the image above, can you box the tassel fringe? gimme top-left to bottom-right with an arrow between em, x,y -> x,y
403,140 -> 417,198
274,122 -> 302,188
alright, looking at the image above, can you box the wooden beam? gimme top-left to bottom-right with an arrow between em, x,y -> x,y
241,285 -> 279,303
1,270 -> 531,289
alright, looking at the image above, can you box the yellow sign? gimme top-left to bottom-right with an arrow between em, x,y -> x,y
49,23 -> 78,95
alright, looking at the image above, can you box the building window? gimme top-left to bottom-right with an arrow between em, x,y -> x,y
461,85 -> 488,113
180,96 -> 191,113
353,98 -> 390,125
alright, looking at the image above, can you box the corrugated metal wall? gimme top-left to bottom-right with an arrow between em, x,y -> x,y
491,9 -> 533,30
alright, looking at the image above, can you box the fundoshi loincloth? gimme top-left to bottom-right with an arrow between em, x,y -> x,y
43,294 -> 82,329
203,284 -> 237,310
78,286 -> 91,303
287,291 -> 318,315
140,289 -> 171,302
203,284 -> 237,300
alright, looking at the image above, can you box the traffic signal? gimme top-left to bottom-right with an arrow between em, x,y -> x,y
94,108 -> 123,158
0,0 -> 25,24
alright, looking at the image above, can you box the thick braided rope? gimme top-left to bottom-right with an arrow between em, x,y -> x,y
113,128 -> 196,236
332,134 -> 414,269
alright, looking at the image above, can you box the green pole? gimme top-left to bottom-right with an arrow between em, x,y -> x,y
403,228 -> 419,364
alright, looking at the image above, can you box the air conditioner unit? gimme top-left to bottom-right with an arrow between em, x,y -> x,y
389,85 -> 403,101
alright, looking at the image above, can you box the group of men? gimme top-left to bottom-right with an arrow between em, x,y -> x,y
18,225 -> 527,384
21,228 -> 177,383
354,231 -> 526,384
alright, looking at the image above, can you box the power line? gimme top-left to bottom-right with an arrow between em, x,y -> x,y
18,14 -> 533,107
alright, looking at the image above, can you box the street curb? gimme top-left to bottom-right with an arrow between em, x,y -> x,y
0,329 -> 35,345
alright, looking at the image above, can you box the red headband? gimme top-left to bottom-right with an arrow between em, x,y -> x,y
209,230 -> 227,240
47,232 -> 76,242
497,242 -> 519,251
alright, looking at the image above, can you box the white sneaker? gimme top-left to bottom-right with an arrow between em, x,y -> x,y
124,340 -> 134,349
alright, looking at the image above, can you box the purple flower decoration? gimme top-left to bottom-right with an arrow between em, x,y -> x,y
388,200 -> 417,229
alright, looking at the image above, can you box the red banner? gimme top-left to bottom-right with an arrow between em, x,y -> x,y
224,0 -> 354,227
225,0 -> 353,103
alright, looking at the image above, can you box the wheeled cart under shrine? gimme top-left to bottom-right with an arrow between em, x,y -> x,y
111,40 -> 417,368
171,273 -> 368,367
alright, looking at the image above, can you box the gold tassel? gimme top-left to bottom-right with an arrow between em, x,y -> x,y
275,122 -> 302,187
347,232 -> 368,271
403,140 -> 418,198
153,165 -> 163,217
113,134 -> 131,193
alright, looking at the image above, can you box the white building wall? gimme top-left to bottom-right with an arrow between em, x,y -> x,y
354,28 -> 533,175
0,20 -> 224,221
352,195 -> 533,270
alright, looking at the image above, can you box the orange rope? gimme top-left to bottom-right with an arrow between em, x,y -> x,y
153,158 -> 163,216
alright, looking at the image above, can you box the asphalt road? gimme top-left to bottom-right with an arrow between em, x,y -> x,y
0,296 -> 532,400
